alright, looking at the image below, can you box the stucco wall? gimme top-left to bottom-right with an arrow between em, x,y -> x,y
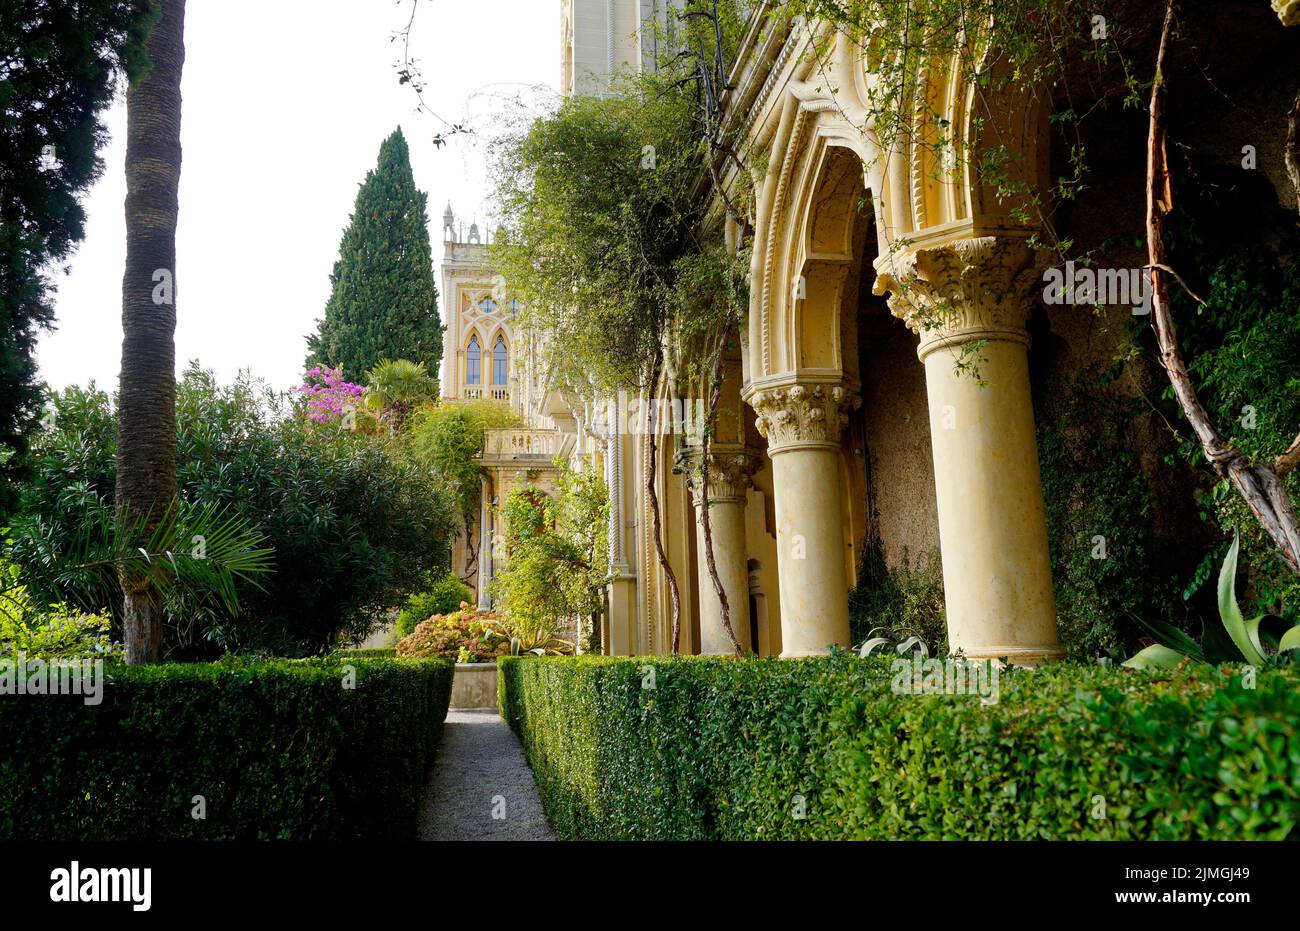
853,298 -> 940,573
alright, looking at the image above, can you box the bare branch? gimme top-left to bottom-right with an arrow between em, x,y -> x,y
1287,89 -> 1300,215
1277,433 -> 1300,478
1145,0 -> 1300,572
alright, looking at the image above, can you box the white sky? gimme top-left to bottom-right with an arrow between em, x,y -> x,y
37,0 -> 559,394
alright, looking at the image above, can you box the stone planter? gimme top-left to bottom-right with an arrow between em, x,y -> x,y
450,662 -> 498,709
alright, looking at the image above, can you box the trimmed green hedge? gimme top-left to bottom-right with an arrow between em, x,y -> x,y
0,656 -> 453,840
337,647 -> 397,659
499,654 -> 1300,840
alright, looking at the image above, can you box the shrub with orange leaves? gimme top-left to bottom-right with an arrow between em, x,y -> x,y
395,604 -> 511,664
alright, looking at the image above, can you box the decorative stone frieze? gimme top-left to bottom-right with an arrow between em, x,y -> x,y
872,236 -> 1052,361
749,382 -> 858,453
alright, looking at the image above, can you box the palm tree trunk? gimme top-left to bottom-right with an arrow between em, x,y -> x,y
117,0 -> 186,665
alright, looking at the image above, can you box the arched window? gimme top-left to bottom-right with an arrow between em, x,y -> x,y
466,335 -> 481,384
492,335 -> 508,386
479,297 -> 498,314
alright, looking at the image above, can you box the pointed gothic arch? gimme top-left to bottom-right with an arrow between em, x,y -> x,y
491,332 -> 508,386
466,331 -> 482,385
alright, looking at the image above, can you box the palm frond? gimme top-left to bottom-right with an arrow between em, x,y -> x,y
7,499 -> 273,618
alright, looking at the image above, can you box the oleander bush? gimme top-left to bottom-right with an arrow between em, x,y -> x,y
499,653 -> 1300,840
0,655 -> 453,840
9,368 -> 458,658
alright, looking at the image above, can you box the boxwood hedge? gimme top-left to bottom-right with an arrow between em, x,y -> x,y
498,653 -> 1299,840
0,655 -> 453,840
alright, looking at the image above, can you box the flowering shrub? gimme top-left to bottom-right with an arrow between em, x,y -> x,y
395,605 -> 510,664
298,366 -> 364,424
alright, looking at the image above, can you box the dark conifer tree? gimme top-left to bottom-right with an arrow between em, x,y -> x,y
0,0 -> 155,518
306,127 -> 441,378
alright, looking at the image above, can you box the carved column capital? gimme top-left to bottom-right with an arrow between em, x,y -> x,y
872,236 -> 1052,361
747,380 -> 858,454
683,446 -> 760,505
1275,0 -> 1299,26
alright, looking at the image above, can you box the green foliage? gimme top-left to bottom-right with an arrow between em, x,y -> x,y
363,358 -> 437,434
669,243 -> 750,384
0,558 -> 119,659
1036,375 -> 1178,660
0,655 -> 453,839
1126,534 -> 1300,670
8,495 -> 273,622
405,400 -> 518,532
846,541 -> 945,652
491,465 -> 608,653
396,570 -> 474,639
306,127 -> 442,380
0,0 -> 155,518
335,647 -> 396,659
499,654 -> 1300,840
490,87 -> 710,393
1164,228 -> 1300,621
9,366 -> 457,657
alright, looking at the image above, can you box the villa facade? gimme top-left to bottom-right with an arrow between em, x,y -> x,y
444,1 -> 1300,661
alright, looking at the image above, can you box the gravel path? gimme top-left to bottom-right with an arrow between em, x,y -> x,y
420,709 -> 556,841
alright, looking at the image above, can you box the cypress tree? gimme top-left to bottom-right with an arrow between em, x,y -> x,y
306,127 -> 442,379
0,0 -> 155,519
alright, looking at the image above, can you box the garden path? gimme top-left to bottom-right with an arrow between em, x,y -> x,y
419,709 -> 556,841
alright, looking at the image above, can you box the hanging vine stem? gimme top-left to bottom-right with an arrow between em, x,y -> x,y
677,0 -> 752,247
654,0 -> 752,655
461,512 -> 479,587
1144,0 -> 1300,574
645,351 -> 686,653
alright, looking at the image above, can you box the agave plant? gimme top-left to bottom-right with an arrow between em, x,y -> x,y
1124,534 -> 1300,670
504,629 -> 575,656
856,626 -> 929,659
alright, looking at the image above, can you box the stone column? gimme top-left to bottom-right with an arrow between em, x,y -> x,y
685,448 -> 759,655
603,412 -> 637,656
748,381 -> 856,657
875,235 -> 1063,664
476,475 -> 492,609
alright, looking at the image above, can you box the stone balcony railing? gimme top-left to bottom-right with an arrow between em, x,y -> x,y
461,386 -> 510,403
481,427 -> 561,460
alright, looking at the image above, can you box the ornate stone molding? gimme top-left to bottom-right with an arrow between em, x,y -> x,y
1275,0 -> 1299,27
683,447 -> 760,505
872,236 -> 1051,362
749,381 -> 857,454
